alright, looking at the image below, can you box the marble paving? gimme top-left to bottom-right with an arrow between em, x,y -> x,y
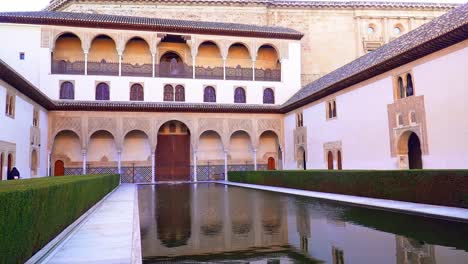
220,181 -> 468,222
44,184 -> 136,264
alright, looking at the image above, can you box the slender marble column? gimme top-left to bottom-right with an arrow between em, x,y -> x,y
151,152 -> 156,183
151,53 -> 156,78
252,60 -> 256,81
224,150 -> 228,181
192,56 -> 196,79
193,150 -> 198,182
118,53 -> 122,76
47,151 -> 51,177
223,58 -> 226,80
117,151 -> 122,174
82,150 -> 87,175
253,149 -> 257,171
84,51 -> 88,75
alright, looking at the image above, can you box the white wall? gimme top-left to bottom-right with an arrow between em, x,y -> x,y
0,24 -> 42,87
0,80 -> 48,179
284,41 -> 468,170
414,43 -> 468,168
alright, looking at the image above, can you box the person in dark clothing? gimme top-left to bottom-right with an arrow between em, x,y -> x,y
7,167 -> 20,180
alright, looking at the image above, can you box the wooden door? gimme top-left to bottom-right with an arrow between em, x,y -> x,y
327,151 -> 334,170
54,160 -> 65,176
267,157 -> 276,170
156,134 -> 190,181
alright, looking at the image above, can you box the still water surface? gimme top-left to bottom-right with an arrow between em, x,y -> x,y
138,183 -> 468,263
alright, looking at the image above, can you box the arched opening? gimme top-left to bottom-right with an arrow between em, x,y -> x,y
158,35 -> 192,78
163,84 -> 174,101
337,150 -> 342,170
259,131 -> 280,170
226,43 -> 253,80
88,130 -> 118,174
156,184 -> 191,247
175,85 -> 185,102
256,44 -> 281,81
408,133 -> 422,169
297,147 -> 306,170
263,88 -> 275,104
0,153 -> 4,180
54,160 -> 65,176
229,131 -> 253,171
130,83 -> 144,101
59,81 -> 74,100
204,86 -> 216,103
52,130 -> 82,175
96,82 -> 110,100
198,130 -> 224,180
52,33 -> 84,74
31,149 -> 38,176
234,87 -> 246,103
406,74 -> 414,97
267,157 -> 276,170
122,130 -> 151,183
122,37 -> 152,77
88,35 -> 119,76
398,77 -> 405,99
156,121 -> 191,181
327,151 -> 334,170
195,41 -> 223,79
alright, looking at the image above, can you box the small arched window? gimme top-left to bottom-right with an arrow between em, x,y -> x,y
5,95 -> 10,114
332,101 -> 337,118
234,87 -> 246,103
164,85 -> 174,101
263,88 -> 275,104
337,150 -> 342,170
130,84 -> 144,101
95,82 -> 110,100
204,86 -> 216,102
398,77 -> 405,99
175,85 -> 185,102
406,74 -> 414,97
60,82 -> 74,100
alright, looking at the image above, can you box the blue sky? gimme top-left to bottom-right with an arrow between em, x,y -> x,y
0,0 -> 465,12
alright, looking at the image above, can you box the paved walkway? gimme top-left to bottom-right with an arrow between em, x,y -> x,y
220,181 -> 468,222
44,184 -> 137,264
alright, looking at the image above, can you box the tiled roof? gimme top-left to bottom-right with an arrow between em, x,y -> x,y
0,59 -> 280,113
281,2 -> 468,112
46,0 -> 458,11
0,11 -> 303,40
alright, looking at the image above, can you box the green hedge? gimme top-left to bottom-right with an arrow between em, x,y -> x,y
228,170 -> 468,208
0,174 -> 120,264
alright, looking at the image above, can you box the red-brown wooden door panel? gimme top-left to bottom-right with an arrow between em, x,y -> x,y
156,134 -> 190,181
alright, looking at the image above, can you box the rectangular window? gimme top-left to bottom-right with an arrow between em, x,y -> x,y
19,52 -> 25,60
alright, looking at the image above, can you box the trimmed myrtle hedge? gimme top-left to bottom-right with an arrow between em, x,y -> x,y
0,174 -> 120,264
228,170 -> 468,208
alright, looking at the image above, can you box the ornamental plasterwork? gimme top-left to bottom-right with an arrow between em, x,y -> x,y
228,119 -> 253,138
198,118 -> 224,137
122,118 -> 151,137
323,141 -> 342,162
257,119 -> 281,139
51,116 -> 82,140
87,117 -> 117,139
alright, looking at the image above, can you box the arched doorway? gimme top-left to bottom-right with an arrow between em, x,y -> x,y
297,147 -> 306,170
337,150 -> 342,170
54,160 -> 65,176
0,153 -> 4,180
7,154 -> 12,175
408,133 -> 422,169
327,151 -> 334,170
156,121 -> 190,181
267,157 -> 276,170
31,149 -> 38,176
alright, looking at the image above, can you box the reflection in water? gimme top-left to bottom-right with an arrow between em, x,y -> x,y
156,184 -> 191,248
138,183 -> 468,263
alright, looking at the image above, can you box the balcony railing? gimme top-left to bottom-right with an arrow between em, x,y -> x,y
87,60 -> 119,76
157,62 -> 193,79
255,68 -> 281,82
51,60 -> 281,82
121,63 -> 153,77
226,65 -> 253,81
195,66 -> 223,80
51,60 -> 85,75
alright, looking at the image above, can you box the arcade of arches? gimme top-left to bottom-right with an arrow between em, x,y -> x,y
51,31 -> 282,81
49,112 -> 284,182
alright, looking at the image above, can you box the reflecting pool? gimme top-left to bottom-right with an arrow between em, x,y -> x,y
138,183 -> 468,263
